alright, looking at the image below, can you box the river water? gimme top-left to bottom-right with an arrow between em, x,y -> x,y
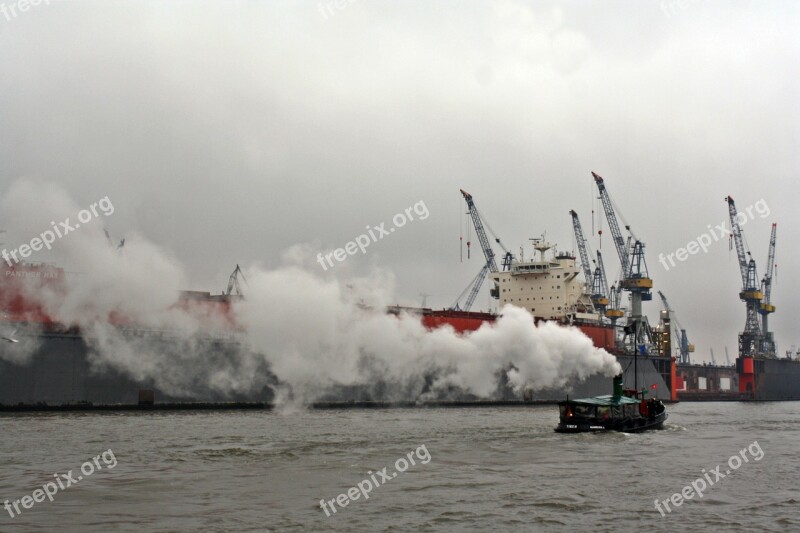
1,402 -> 798,532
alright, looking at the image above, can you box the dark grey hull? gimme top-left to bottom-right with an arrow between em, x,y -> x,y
0,331 -> 673,406
747,357 -> 800,401
0,330 -> 276,405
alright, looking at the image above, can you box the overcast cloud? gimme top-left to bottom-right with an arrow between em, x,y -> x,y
1,0 -> 798,362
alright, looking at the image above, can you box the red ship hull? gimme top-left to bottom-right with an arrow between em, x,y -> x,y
391,307 -> 619,353
2,263 -> 240,331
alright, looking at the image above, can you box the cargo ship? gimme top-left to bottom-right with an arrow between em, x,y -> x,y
0,237 -> 676,406
0,261 -> 277,406
390,238 -> 676,402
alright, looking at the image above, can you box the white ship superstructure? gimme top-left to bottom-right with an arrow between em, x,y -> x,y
490,239 -> 599,322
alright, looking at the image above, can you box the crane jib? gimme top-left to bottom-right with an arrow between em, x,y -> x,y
592,172 -> 631,276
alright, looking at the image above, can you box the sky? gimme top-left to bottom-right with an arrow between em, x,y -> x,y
1,0 -> 798,363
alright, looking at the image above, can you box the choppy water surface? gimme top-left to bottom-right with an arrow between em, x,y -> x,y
2,402 -> 799,532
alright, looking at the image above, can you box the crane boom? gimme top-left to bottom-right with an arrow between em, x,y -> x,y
592,172 -> 630,276
762,223 -> 777,309
595,250 -> 610,301
570,210 -> 609,313
657,290 -> 671,313
460,189 -> 498,273
759,223 -> 777,356
726,196 -> 752,289
570,210 -> 594,286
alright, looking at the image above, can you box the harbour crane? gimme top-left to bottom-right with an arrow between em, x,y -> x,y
450,190 -> 511,311
460,189 -> 513,272
759,223 -> 777,356
570,210 -> 609,314
725,196 -> 764,357
225,264 -> 247,296
593,172 -> 655,355
657,290 -> 694,364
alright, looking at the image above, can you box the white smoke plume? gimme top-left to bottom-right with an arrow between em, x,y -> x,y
0,179 -> 621,405
239,259 -> 621,404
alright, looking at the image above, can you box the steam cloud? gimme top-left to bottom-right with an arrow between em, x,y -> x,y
0,179 -> 621,406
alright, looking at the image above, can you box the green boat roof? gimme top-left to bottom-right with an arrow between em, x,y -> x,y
568,395 -> 640,406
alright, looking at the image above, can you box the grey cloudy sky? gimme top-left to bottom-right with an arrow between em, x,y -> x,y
1,0 -> 798,362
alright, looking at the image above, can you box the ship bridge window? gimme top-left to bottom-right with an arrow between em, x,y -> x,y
574,405 -> 595,418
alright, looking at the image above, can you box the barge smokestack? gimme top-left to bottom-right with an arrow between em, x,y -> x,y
613,374 -> 624,399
